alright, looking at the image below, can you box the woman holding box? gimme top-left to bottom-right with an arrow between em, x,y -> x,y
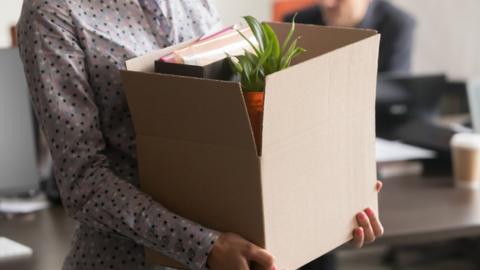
16,0 -> 383,269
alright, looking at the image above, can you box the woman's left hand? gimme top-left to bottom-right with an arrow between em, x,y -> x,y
352,181 -> 384,248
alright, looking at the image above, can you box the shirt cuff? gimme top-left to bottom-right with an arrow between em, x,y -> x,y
191,226 -> 220,270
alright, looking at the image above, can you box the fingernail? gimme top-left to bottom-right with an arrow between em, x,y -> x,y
272,266 -> 277,270
365,208 -> 374,217
357,213 -> 366,220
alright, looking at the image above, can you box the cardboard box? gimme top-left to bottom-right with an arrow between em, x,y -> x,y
121,23 -> 380,270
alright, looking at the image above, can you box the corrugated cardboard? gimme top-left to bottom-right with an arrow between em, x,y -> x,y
121,23 -> 380,270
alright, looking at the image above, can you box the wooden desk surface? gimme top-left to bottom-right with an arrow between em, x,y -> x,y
2,176 -> 480,269
378,175 -> 480,245
0,207 -> 76,270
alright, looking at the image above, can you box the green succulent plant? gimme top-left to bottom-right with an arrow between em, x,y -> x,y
228,15 -> 306,92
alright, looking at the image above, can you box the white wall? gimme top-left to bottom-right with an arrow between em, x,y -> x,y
390,0 -> 480,80
213,0 -> 270,26
0,0 -> 23,48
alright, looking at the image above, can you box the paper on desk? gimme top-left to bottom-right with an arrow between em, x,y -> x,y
376,138 -> 436,163
0,196 -> 49,214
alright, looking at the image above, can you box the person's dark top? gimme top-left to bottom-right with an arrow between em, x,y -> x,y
284,0 -> 415,73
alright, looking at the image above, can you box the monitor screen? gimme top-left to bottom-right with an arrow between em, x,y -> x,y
0,48 -> 39,196
376,74 -> 448,139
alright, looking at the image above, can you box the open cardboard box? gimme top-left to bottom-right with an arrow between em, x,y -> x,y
121,22 -> 380,270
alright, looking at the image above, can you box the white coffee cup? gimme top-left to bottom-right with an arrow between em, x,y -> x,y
450,133 -> 480,189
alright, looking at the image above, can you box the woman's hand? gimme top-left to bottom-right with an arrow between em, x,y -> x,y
208,233 -> 276,270
352,181 -> 384,248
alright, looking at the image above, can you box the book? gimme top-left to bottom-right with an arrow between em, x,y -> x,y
159,25 -> 257,66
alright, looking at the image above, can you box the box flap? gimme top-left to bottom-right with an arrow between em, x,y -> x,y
138,134 -> 264,269
121,71 -> 257,153
262,33 -> 380,152
260,33 -> 380,269
270,22 -> 377,65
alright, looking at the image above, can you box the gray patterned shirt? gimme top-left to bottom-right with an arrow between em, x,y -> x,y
17,0 -> 222,269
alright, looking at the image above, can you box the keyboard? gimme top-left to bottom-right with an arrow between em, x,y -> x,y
0,237 -> 33,261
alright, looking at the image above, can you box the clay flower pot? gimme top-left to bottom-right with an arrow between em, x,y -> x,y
243,91 -> 264,154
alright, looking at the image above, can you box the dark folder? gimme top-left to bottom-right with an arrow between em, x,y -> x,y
154,58 -> 235,81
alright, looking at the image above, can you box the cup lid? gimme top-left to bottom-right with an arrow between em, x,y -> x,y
451,133 -> 480,149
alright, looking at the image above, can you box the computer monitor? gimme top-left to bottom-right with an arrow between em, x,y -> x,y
376,74 -> 448,139
0,48 -> 39,196
467,79 -> 480,133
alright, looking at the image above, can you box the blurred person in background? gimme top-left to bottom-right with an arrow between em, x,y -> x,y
285,0 -> 416,73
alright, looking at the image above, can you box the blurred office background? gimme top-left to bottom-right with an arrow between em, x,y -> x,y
3,0 -> 480,78
1,1 -> 480,270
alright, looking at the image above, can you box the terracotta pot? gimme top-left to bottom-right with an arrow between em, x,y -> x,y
243,91 -> 265,154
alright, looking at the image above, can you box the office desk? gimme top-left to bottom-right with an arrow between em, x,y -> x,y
0,207 -> 76,270
2,176 -> 480,270
378,175 -> 480,245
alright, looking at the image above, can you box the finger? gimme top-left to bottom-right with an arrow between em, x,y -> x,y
250,262 -> 274,270
239,257 -> 251,270
376,181 -> 383,192
357,212 -> 376,243
352,227 -> 364,248
365,208 -> 384,237
245,244 -> 275,270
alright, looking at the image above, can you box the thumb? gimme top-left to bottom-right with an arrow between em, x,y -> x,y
245,245 -> 275,270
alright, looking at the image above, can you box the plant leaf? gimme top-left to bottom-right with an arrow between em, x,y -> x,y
280,43 -> 305,69
236,29 -> 260,56
282,13 -> 298,53
258,39 -> 273,69
280,38 -> 299,69
229,14 -> 305,92
244,50 -> 258,65
243,16 -> 264,51
237,55 -> 252,78
261,23 -> 280,60
227,54 -> 243,74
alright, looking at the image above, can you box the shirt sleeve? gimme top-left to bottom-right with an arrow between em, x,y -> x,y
16,2 -> 218,270
186,0 -> 223,36
380,13 -> 416,73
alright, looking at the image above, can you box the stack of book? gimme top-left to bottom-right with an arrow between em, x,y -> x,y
158,25 -> 256,65
154,24 -> 257,80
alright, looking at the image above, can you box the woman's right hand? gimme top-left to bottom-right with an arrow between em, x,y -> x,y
207,233 -> 276,270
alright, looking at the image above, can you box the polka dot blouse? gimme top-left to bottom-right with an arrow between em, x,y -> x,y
17,1 -> 222,269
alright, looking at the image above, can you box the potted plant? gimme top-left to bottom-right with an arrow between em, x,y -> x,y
228,15 -> 306,152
